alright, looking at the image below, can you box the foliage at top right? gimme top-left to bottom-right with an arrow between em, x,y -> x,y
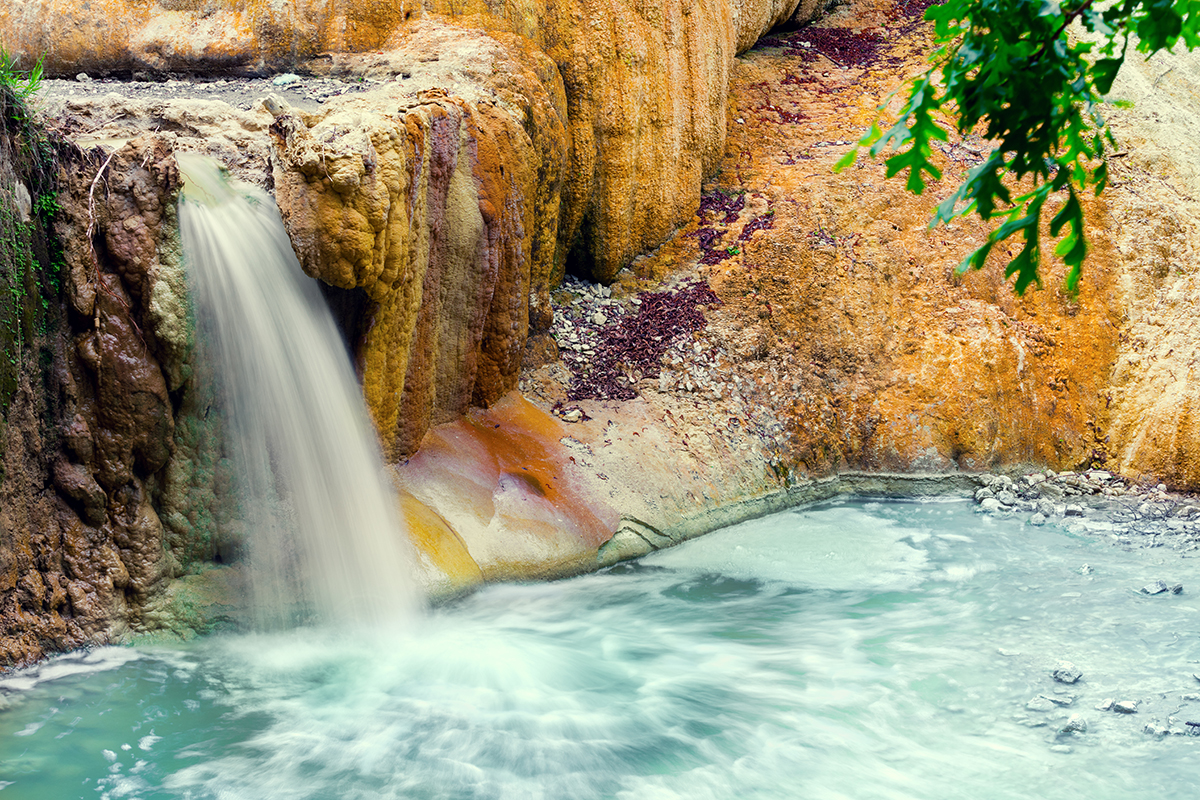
837,0 -> 1200,294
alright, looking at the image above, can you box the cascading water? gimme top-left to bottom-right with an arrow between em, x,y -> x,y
176,154 -> 418,629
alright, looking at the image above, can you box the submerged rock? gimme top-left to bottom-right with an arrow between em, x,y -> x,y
1058,714 -> 1088,734
1051,661 -> 1083,684
1026,697 -> 1056,712
979,498 -> 1004,514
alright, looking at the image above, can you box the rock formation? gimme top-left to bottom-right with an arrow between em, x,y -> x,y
3,0 -> 814,278
5,0 -> 1200,667
268,22 -> 571,457
1,132 -> 239,665
4,0 -> 830,454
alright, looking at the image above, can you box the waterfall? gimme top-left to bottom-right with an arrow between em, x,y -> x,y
177,154 -> 418,629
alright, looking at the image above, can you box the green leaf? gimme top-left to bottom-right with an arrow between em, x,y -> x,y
1049,189 -> 1081,237
1009,242 -> 1043,295
1093,57 -> 1125,95
956,239 -> 996,274
833,148 -> 859,172
1093,161 -> 1109,194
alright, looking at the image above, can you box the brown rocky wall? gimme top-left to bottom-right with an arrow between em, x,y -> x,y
1,135 -> 239,667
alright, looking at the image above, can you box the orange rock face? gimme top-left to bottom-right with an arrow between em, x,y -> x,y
4,0 -> 810,280
8,0 -> 823,459
269,22 -> 570,458
394,394 -> 618,582
515,3 -> 1132,485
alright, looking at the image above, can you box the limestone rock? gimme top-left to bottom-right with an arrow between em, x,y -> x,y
1025,697 -> 1056,712
3,0 -> 815,287
1100,46 -> 1200,489
1058,714 -> 1087,734
2,136 -> 235,665
270,22 -> 569,457
979,497 -> 1003,514
1051,661 -> 1083,684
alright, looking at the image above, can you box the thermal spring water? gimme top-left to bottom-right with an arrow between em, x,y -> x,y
175,155 -> 417,628
3,499 -> 1200,798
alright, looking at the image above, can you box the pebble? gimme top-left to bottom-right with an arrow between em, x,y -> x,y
273,73 -> 301,86
562,409 -> 583,423
75,72 -> 91,82
1141,580 -> 1168,595
1058,714 -> 1087,734
1113,700 -> 1139,714
1095,698 -> 1113,711
971,469 -> 1200,554
1051,661 -> 1083,684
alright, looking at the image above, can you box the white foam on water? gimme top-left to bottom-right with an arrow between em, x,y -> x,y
0,647 -> 142,694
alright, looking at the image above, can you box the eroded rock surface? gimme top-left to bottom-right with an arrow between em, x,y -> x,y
269,22 -> 569,457
1,135 -> 241,666
516,4 -> 1200,490
5,0 -> 823,281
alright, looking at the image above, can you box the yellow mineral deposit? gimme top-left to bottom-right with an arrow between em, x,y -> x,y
394,394 -> 617,587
